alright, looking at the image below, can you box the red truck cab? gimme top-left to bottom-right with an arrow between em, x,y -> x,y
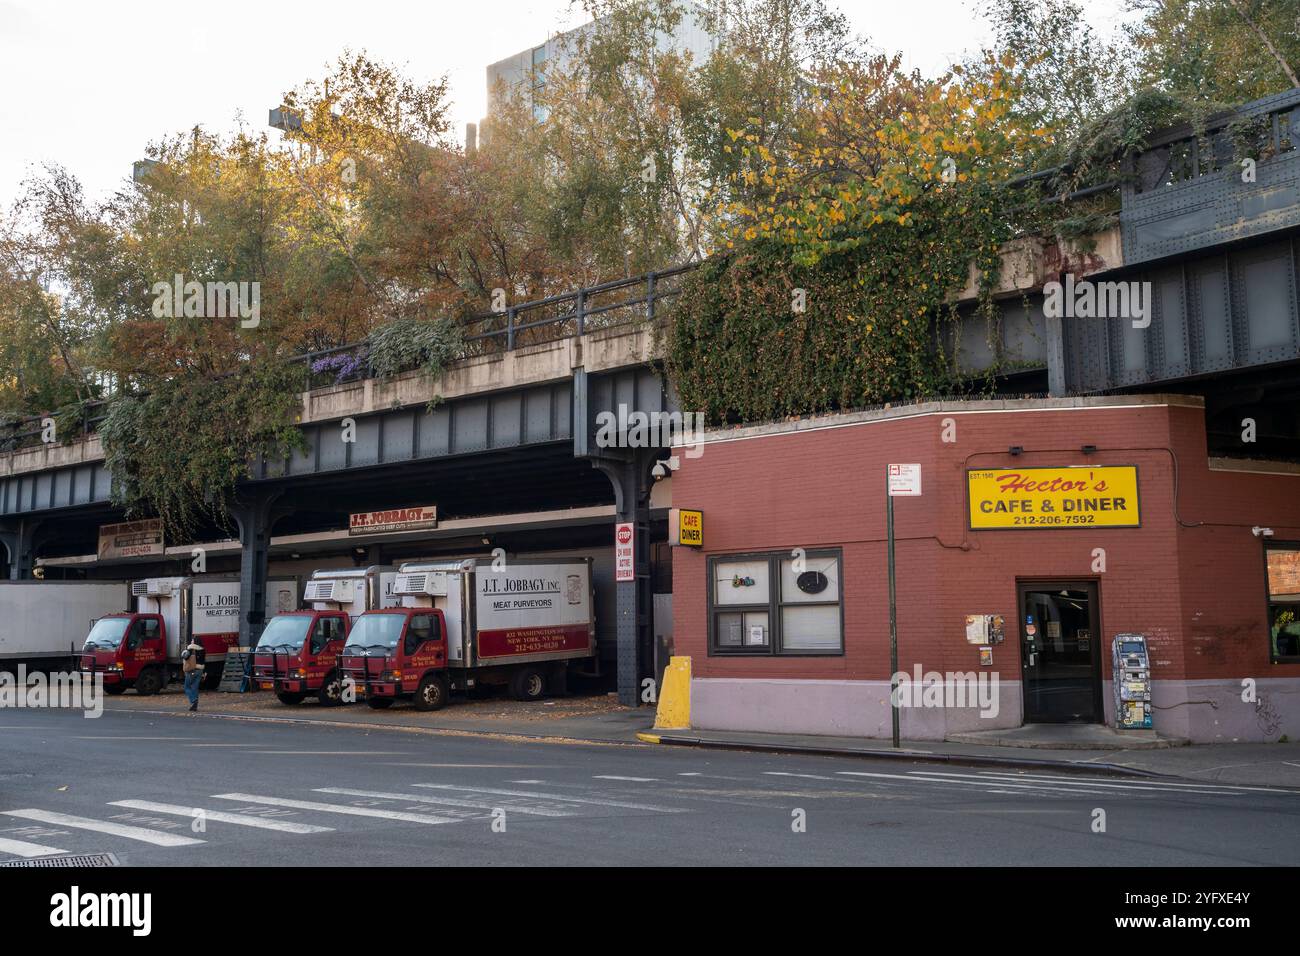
252,610 -> 351,705
80,613 -> 167,695
339,608 -> 448,711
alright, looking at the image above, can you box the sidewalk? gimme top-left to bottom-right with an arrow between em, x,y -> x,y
102,687 -> 655,744
643,727 -> 1300,789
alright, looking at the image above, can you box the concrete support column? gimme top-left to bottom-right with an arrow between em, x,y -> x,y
230,491 -> 287,647
0,518 -> 43,580
593,452 -> 654,707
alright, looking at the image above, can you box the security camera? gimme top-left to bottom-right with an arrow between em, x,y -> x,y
1252,526 -> 1275,538
651,456 -> 682,481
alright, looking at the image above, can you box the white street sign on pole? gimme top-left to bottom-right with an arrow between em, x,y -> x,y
888,463 -> 922,497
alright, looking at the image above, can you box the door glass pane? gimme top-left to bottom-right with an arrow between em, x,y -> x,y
1267,547 -> 1300,657
1022,587 -> 1097,722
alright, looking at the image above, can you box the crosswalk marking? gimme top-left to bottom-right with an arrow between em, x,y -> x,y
314,788 -> 577,818
413,783 -> 686,813
0,836 -> 68,858
924,771 -> 1242,797
212,793 -> 459,825
593,775 -> 657,782
835,771 -> 1118,797
108,800 -> 335,833
965,770 -> 1271,795
1,809 -> 204,847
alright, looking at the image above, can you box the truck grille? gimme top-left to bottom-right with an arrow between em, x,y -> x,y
130,581 -> 149,596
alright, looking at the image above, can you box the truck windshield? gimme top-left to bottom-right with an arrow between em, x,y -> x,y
83,617 -> 130,650
256,615 -> 313,651
343,614 -> 406,650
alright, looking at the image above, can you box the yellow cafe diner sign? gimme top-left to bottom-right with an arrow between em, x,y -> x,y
967,466 -> 1140,530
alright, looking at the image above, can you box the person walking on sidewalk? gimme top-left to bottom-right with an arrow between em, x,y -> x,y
181,639 -> 205,712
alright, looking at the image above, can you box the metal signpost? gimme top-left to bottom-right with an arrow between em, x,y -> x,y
886,464 -> 922,749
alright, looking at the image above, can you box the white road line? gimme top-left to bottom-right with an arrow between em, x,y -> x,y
593,775 -> 657,782
413,783 -> 686,813
834,771 -> 1117,797
248,751 -> 408,756
764,772 -> 836,781
1,810 -> 204,847
0,836 -> 68,858
212,793 -> 458,825
109,800 -> 334,834
678,772 -> 702,776
72,736 -> 198,741
386,764 -> 546,769
314,788 -> 576,818
933,771 -> 1243,797
969,770 -> 1286,795
509,780 -> 546,784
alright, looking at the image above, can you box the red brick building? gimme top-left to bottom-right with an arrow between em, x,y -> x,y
669,395 -> 1300,743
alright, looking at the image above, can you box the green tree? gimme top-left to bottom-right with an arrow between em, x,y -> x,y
1126,0 -> 1300,103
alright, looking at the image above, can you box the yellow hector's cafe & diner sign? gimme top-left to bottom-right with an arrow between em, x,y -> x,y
967,466 -> 1141,530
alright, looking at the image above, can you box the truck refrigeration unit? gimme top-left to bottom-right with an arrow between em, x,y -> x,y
0,580 -> 130,674
253,566 -> 399,706
340,558 -> 596,710
80,576 -> 297,695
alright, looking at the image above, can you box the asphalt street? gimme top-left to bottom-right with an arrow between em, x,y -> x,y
1,707 -> 1297,866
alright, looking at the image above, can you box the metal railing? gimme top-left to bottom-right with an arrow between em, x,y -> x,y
296,264 -> 695,391
0,265 -> 697,452
1128,87 -> 1300,194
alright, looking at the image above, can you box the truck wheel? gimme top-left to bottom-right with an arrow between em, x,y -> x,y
201,664 -> 223,690
276,691 -> 306,705
366,697 -> 394,710
134,667 -> 163,697
413,674 -> 448,712
510,667 -> 546,702
317,672 -> 344,707
104,685 -> 126,696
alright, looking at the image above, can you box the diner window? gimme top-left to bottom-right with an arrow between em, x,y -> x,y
1266,543 -> 1300,662
709,550 -> 843,655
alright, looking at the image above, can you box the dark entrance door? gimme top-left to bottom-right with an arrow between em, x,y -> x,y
1018,582 -> 1102,723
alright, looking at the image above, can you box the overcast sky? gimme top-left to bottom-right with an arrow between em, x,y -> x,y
0,0 -> 1132,208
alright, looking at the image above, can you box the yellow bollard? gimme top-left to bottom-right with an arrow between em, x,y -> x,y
653,656 -> 691,730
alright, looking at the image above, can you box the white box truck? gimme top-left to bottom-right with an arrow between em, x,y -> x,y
0,580 -> 130,673
339,558 -> 595,709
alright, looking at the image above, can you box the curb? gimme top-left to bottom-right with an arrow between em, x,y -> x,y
636,732 -> 1170,778
114,706 -> 646,748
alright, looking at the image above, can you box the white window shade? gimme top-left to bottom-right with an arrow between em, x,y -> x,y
781,605 -> 842,650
